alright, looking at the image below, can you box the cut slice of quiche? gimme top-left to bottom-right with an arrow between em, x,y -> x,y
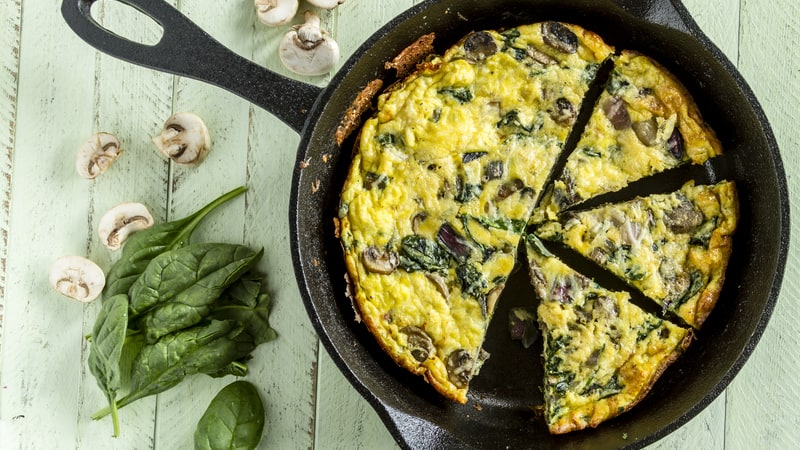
337,22 -> 614,403
535,180 -> 738,329
533,50 -> 723,223
525,234 -> 692,434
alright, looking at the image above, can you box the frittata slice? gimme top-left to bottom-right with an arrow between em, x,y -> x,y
337,22 -> 614,403
525,234 -> 692,434
536,180 -> 738,329
533,50 -> 723,222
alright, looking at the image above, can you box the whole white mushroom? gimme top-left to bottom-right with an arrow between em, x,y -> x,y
279,10 -> 340,76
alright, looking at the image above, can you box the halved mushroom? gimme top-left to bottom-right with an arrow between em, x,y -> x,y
400,326 -> 435,362
152,112 -> 211,165
279,11 -> 340,76
463,31 -> 498,62
541,21 -> 578,54
362,246 -> 398,274
255,0 -> 298,27
307,0 -> 344,9
76,132 -> 122,179
445,349 -> 473,389
49,255 -> 105,303
98,202 -> 155,250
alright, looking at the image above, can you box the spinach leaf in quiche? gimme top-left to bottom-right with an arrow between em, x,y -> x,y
399,235 -> 450,273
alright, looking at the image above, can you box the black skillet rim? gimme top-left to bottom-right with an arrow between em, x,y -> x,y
288,0 -> 790,448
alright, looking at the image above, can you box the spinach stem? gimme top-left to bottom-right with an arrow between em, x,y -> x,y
173,185 -> 248,247
111,401 -> 120,437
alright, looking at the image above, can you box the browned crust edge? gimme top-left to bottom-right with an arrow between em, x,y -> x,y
384,32 -> 436,79
336,221 -> 467,404
619,49 -> 724,162
685,181 -> 740,329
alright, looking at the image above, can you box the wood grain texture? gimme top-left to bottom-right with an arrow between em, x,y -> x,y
725,0 -> 800,447
0,1 -> 98,448
73,1 -> 176,448
0,0 -> 796,449
0,0 -> 21,371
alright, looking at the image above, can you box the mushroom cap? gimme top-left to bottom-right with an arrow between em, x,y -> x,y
49,255 -> 106,303
152,112 -> 211,165
255,0 -> 298,27
98,202 -> 155,250
76,132 -> 122,179
307,0 -> 345,9
279,11 -> 340,76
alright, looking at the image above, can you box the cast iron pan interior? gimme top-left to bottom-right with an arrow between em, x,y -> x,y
61,1 -> 788,449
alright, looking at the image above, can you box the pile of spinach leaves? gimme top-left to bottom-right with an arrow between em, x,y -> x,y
87,186 -> 277,437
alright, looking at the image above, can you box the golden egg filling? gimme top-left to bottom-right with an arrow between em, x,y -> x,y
338,22 -> 614,403
336,20 -> 736,432
525,234 -> 692,434
534,50 -> 723,223
536,180 -> 738,329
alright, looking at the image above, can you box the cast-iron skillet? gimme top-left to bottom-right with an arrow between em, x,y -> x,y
62,0 -> 789,448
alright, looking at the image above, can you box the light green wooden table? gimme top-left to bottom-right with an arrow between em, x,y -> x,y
1,1 -> 797,448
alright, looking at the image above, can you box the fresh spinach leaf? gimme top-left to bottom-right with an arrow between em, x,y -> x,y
93,320 -> 252,418
104,186 -> 247,298
210,272 -> 277,346
130,243 -> 264,343
194,381 -> 265,450
87,293 -> 128,437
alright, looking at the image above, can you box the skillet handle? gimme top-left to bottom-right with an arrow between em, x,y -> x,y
61,0 -> 322,134
612,0 -> 694,33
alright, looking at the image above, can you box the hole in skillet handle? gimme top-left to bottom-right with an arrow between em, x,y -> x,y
61,0 -> 322,133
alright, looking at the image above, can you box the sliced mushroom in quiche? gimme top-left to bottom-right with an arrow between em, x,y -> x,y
535,180 -> 738,329
533,50 -> 723,223
525,234 -> 692,434
337,22 -> 614,403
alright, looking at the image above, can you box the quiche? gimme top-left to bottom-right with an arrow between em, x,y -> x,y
533,50 -> 723,223
337,22 -> 614,403
535,180 -> 738,329
525,234 -> 692,434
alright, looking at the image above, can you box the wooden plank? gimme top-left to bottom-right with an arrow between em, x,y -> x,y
144,2 -> 322,448
0,0 -> 20,363
0,0 -> 101,447
71,1 -> 176,448
0,0 -> 22,444
725,0 -> 800,447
